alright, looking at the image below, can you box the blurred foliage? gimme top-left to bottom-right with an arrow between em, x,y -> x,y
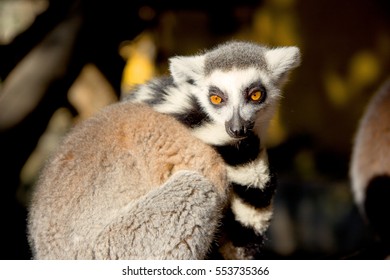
0,0 -> 48,44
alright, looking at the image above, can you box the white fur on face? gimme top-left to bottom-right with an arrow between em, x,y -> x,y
194,67 -> 281,143
200,67 -> 272,122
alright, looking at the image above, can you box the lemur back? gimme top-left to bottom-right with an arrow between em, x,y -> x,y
123,41 -> 301,259
28,103 -> 228,259
350,79 -> 390,255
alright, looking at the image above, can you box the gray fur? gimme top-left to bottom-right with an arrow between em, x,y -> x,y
204,41 -> 268,75
168,40 -> 300,87
91,171 -> 222,260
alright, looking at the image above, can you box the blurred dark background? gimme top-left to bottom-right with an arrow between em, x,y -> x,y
0,0 -> 389,260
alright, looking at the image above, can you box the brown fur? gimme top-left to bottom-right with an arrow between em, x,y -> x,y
28,103 -> 228,259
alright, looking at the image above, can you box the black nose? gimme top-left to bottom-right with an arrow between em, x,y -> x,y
226,124 -> 247,138
225,116 -> 253,138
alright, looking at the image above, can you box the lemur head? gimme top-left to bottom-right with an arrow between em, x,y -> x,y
169,41 -> 301,145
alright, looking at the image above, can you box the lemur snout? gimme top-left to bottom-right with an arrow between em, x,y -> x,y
225,112 -> 254,138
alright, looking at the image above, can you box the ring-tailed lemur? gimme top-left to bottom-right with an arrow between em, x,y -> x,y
350,79 -> 390,257
28,41 -> 300,260
123,41 -> 301,259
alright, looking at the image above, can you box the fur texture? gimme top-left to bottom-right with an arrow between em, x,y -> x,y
28,103 -> 228,259
28,41 -> 300,260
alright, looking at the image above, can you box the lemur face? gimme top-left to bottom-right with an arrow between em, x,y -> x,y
201,67 -> 277,140
169,41 -> 301,145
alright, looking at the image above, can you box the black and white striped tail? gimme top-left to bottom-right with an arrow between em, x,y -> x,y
214,134 -> 277,259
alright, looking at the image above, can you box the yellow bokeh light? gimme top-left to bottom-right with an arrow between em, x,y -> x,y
121,33 -> 156,93
324,72 -> 349,107
348,50 -> 381,90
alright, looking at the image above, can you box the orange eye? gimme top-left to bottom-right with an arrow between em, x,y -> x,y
250,90 -> 263,101
210,95 -> 222,105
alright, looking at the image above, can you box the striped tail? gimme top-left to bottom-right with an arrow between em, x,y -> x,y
214,134 -> 277,259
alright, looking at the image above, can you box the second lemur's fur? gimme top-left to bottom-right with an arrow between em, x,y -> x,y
123,41 -> 301,259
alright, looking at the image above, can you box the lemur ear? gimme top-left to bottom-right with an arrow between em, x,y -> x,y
265,46 -> 301,85
169,55 -> 205,84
